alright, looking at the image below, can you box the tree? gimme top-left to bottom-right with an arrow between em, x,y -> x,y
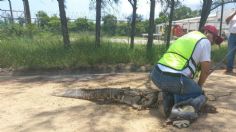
8,0 -> 13,23
127,14 -> 143,23
142,20 -> 149,34
36,11 -> 50,28
75,18 -> 93,32
7,0 -> 13,23
192,10 -> 201,17
48,15 -> 61,32
67,21 -> 77,32
57,0 -> 70,47
147,0 -> 156,50
0,0 -> 13,23
128,0 -> 137,49
17,17 -> 25,26
95,0 -> 102,47
102,14 -> 117,35
198,0 -> 212,31
166,0 -> 175,48
155,12 -> 168,24
116,21 -> 129,36
173,5 -> 199,20
135,21 -> 146,35
157,0 -> 182,48
22,0 -> 31,24
67,18 -> 95,32
90,0 -> 119,47
126,14 -> 145,36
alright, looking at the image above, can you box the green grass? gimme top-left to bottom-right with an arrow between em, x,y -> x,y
211,43 -> 228,62
0,33 -> 229,70
0,34 -> 166,70
108,36 -> 145,40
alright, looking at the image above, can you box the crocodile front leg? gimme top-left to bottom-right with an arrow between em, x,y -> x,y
118,94 -> 144,109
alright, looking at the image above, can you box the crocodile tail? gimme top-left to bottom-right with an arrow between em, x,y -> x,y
52,88 -> 122,100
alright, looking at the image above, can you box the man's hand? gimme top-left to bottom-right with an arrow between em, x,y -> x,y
209,68 -> 214,74
226,11 -> 236,24
198,61 -> 211,87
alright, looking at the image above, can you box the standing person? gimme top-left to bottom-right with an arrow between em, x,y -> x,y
225,11 -> 236,73
150,25 -> 223,117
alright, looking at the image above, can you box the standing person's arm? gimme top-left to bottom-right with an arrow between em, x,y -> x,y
198,61 -> 211,87
226,11 -> 236,24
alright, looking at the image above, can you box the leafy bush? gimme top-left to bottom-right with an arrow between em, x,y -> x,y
0,23 -> 38,37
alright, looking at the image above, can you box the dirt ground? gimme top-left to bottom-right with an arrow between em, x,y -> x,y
0,69 -> 235,132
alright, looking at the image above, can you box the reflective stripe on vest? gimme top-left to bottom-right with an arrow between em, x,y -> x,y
158,31 -> 207,78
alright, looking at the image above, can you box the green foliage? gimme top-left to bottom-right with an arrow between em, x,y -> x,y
173,5 -> 200,20
36,11 -> 50,28
0,20 -> 5,25
48,15 -> 61,32
126,14 -> 149,36
155,6 -> 200,24
127,14 -> 143,23
155,12 -> 168,24
35,11 -> 62,32
68,21 -> 77,32
211,44 -> 228,62
135,21 -> 146,36
34,10 -> 95,33
142,20 -> 149,33
116,22 -> 128,36
75,18 -> 94,32
102,14 -> 117,35
0,23 -> 38,37
17,17 -> 25,26
191,10 -> 201,17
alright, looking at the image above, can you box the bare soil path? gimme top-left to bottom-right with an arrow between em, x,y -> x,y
0,69 -> 235,132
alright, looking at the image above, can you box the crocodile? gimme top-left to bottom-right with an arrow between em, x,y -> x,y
52,87 -> 218,113
52,87 -> 159,110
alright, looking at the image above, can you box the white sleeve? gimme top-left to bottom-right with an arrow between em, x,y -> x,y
199,39 -> 211,62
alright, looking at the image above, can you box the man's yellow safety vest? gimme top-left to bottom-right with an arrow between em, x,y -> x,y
158,31 -> 207,78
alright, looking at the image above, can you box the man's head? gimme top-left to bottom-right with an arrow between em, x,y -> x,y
203,25 -> 223,45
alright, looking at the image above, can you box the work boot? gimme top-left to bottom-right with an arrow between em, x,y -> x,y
173,120 -> 190,128
168,95 -> 207,123
225,68 -> 233,74
158,92 -> 174,118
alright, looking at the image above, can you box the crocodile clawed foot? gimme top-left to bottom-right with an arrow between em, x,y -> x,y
132,104 -> 145,110
137,107 -> 143,111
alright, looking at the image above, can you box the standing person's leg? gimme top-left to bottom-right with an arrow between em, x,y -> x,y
226,34 -> 236,72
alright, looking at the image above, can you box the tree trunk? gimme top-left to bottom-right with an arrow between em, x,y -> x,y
130,0 -> 137,49
95,0 -> 102,48
166,0 -> 175,49
22,0 -> 31,24
57,0 -> 70,47
198,0 -> 212,32
8,0 -> 13,23
147,0 -> 156,50
219,3 -> 224,36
